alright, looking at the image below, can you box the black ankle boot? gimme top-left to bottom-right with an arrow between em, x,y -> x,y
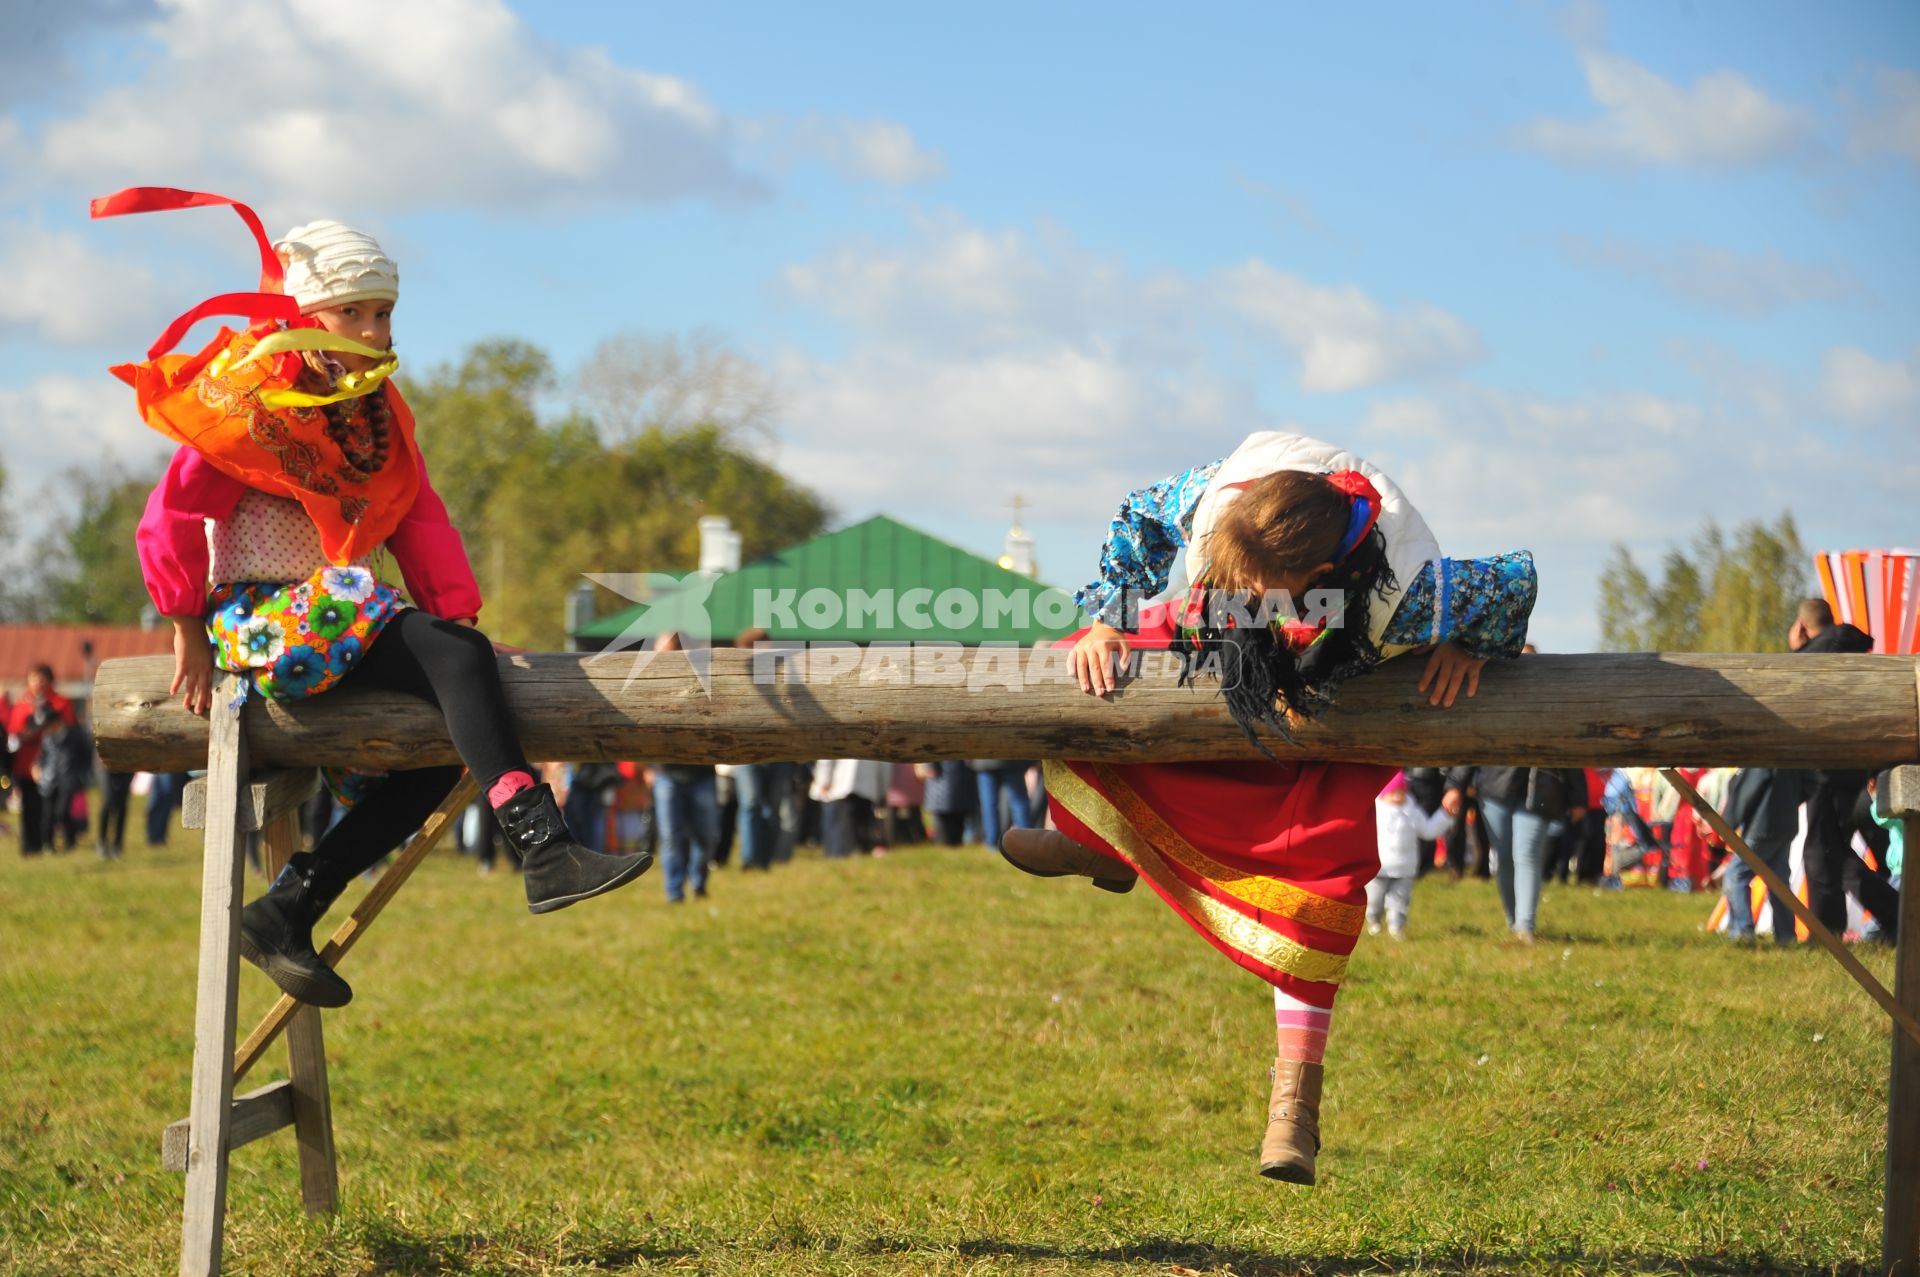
239,853 -> 353,1008
497,782 -> 652,915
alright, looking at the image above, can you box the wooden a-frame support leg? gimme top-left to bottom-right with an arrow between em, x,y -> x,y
178,676 -> 249,1277
1885,762 -> 1920,1277
261,811 -> 338,1215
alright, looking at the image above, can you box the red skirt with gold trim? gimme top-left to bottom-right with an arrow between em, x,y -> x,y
1045,620 -> 1389,1007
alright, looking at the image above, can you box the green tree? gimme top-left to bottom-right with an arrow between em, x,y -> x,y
31,467 -> 162,624
1597,514 -> 1810,653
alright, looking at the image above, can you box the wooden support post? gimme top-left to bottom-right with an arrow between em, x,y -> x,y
1886,761 -> 1920,1277
234,773 -> 479,1083
262,814 -> 337,1215
177,675 -> 249,1277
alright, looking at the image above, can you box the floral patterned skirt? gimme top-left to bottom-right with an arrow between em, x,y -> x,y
207,564 -> 406,807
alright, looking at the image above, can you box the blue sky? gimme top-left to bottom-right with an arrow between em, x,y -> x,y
2,0 -> 1915,649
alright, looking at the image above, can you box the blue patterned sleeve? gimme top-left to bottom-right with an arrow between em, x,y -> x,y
1381,551 -> 1538,660
1075,460 -> 1221,628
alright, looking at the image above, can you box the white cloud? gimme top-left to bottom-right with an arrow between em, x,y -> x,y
1823,346 -> 1919,424
16,0 -> 933,215
780,216 -> 1194,360
1349,382 -> 1897,652
1561,235 -> 1857,314
788,117 -> 946,184
1518,51 -> 1809,168
0,224 -> 166,346
782,217 -> 1478,395
34,0 -> 758,212
1219,261 -> 1484,392
0,374 -> 170,496
1847,66 -> 1920,168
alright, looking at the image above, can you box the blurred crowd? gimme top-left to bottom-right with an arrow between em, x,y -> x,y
446,755 -> 1046,905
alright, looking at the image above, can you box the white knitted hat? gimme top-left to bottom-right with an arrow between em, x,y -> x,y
272,220 -> 399,314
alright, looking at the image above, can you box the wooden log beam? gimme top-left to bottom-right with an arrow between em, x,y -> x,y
92,650 -> 1919,773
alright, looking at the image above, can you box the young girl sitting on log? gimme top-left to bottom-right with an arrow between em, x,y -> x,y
1000,430 -> 1536,1184
98,188 -> 651,1009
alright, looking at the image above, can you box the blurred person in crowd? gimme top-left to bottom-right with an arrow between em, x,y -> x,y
609,761 -> 655,857
645,632 -> 721,899
1403,767 -> 1448,875
734,759 -> 793,870
1369,771 -> 1453,939
564,761 -> 621,854
8,664 -> 74,855
1867,771 -> 1905,896
38,703 -> 95,853
730,631 -> 793,873
97,765 -> 136,860
1790,598 -> 1897,940
711,765 -> 738,867
918,760 -> 976,847
143,771 -> 188,847
1446,765 -> 1586,943
881,762 -> 926,851
735,629 -> 807,867
811,759 -> 888,857
1566,769 -> 1610,884
655,759 -> 720,899
0,689 -> 11,838
970,757 -> 1034,850
1439,771 -> 1488,879
1720,764 -> 1809,945
1663,766 -> 1712,892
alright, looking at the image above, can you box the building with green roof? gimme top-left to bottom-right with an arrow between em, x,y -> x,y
573,514 -> 1085,650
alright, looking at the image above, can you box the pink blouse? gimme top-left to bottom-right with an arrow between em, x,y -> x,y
136,445 -> 483,622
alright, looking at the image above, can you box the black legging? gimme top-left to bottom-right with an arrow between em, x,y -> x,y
304,610 -> 531,897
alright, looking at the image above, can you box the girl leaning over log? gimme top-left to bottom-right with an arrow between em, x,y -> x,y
99,189 -> 650,1009
1000,431 -> 1537,1185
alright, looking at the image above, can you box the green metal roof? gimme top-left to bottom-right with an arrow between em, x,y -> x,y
576,514 -> 1084,647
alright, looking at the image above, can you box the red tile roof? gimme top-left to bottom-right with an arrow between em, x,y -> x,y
0,624 -> 173,698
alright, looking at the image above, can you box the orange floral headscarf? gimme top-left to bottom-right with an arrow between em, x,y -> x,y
95,187 -> 419,565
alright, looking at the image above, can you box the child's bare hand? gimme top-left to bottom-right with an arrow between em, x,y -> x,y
1418,641 -> 1485,708
169,620 -> 216,716
1071,622 -> 1132,696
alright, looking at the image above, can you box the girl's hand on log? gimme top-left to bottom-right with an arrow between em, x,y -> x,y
1071,622 -> 1132,696
1417,641 -> 1485,708
168,617 -> 215,717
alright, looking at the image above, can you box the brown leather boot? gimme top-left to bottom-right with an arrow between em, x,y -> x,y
999,828 -> 1137,893
1257,1058 -> 1323,1184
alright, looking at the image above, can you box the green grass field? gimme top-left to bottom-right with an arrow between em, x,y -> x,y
0,810 -> 1899,1276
